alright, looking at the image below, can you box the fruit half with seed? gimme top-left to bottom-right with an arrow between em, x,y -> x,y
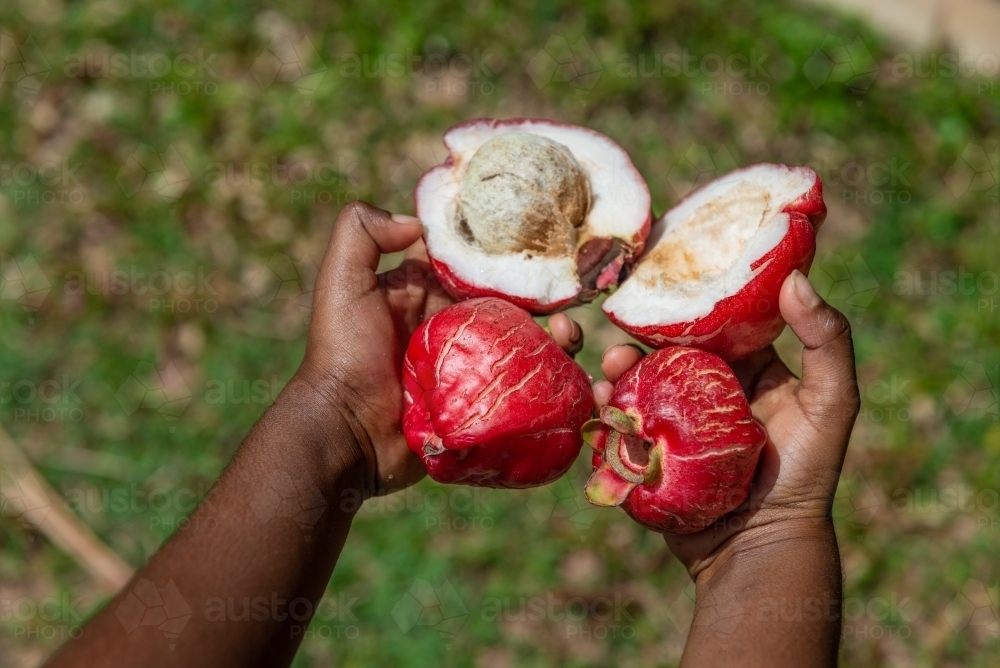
403,297 -> 593,488
584,347 -> 766,534
602,164 -> 826,360
416,118 -> 651,314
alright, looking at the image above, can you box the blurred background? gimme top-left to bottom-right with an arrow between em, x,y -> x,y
1,0 -> 999,666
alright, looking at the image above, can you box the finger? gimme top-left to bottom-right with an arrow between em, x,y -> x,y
403,236 -> 429,262
548,313 -> 584,356
779,270 -> 860,424
727,346 -> 782,396
600,344 -> 644,383
593,380 -> 615,409
317,202 -> 423,306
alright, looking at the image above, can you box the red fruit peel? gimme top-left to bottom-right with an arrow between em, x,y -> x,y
584,347 -> 766,534
403,297 -> 593,488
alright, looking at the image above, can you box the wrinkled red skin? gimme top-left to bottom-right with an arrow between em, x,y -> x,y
417,117 -> 652,315
403,298 -> 593,488
587,347 -> 766,534
606,168 -> 826,360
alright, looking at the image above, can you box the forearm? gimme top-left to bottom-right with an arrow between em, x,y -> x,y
48,376 -> 366,668
681,518 -> 842,668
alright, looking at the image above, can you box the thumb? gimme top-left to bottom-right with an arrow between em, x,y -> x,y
779,269 -> 860,428
315,201 -> 423,309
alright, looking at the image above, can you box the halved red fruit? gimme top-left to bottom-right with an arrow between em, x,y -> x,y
416,118 -> 651,314
603,164 -> 826,360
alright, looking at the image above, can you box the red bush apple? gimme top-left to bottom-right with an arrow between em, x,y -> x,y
584,347 -> 766,534
403,298 -> 593,488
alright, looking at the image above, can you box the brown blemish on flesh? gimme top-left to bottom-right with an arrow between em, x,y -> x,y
643,182 -> 774,287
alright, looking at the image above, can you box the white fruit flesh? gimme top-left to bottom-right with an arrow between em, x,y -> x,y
417,120 -> 650,306
604,164 -> 815,325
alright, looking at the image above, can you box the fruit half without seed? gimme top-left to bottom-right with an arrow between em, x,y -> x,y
603,163 -> 826,360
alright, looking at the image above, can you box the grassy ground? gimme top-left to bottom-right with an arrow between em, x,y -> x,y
1,0 -> 999,666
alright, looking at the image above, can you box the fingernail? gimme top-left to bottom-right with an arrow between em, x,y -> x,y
569,321 -> 582,343
791,269 -> 822,308
391,213 -> 421,224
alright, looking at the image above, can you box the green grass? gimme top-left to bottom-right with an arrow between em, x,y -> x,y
2,0 -> 999,666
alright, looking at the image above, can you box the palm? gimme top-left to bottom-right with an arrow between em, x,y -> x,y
306,238 -> 454,493
598,272 -> 859,575
733,348 -> 832,512
302,202 -> 589,496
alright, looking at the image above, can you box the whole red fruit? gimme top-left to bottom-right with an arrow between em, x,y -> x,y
403,298 -> 593,488
584,347 -> 766,533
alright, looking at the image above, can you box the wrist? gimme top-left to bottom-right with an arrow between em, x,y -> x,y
272,373 -> 376,502
692,514 -> 837,586
680,515 -> 843,667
